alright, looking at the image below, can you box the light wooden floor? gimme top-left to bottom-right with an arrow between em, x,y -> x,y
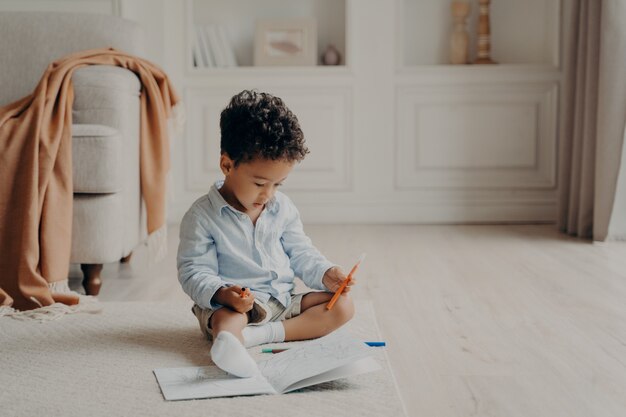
74,224 -> 626,417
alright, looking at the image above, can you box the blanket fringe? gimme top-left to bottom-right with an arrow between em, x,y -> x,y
147,224 -> 168,264
0,280 -> 102,322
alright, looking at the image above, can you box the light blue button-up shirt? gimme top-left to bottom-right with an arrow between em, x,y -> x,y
177,181 -> 335,310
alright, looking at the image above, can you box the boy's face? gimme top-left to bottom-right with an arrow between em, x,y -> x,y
219,155 -> 295,214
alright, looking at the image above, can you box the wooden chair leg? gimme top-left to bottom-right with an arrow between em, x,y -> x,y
80,263 -> 103,296
120,252 -> 133,263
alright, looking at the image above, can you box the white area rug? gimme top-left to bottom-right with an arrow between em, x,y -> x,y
0,300 -> 406,417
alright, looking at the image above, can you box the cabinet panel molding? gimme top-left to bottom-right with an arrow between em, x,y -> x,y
395,81 -> 558,189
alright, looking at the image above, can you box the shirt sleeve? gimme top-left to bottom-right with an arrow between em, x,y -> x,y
177,205 -> 225,310
280,198 -> 335,291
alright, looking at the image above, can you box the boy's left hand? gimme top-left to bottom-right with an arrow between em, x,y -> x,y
322,266 -> 356,293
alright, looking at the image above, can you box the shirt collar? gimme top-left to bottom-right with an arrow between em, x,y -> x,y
209,180 -> 280,216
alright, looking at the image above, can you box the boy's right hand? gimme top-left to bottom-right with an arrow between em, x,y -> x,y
213,286 -> 255,314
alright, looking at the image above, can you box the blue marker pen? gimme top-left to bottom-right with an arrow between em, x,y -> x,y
364,341 -> 386,347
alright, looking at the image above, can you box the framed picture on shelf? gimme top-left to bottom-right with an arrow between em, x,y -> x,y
254,17 -> 317,66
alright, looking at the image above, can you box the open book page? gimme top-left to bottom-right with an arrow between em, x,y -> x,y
282,356 -> 381,393
153,366 -> 275,400
153,331 -> 379,400
258,330 -> 377,393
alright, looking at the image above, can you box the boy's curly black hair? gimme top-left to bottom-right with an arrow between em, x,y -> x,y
220,90 -> 309,165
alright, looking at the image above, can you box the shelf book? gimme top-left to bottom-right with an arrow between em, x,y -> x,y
193,24 -> 237,68
194,25 -> 213,67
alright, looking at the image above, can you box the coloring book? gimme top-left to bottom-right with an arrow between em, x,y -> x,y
153,331 -> 381,400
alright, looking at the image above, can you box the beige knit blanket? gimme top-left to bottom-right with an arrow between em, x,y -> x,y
0,48 -> 180,311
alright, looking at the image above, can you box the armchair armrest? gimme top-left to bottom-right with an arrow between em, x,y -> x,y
70,65 -> 144,259
71,65 -> 141,129
71,64 -> 141,192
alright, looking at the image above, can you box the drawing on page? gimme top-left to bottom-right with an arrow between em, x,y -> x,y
163,366 -> 227,384
259,331 -> 371,388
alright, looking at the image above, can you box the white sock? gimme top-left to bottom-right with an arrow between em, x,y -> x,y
210,331 -> 259,378
241,322 -> 286,348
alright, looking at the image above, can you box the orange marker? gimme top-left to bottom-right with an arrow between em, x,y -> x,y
240,287 -> 251,298
326,253 -> 366,310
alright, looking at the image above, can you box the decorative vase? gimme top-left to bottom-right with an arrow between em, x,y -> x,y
450,1 -> 470,65
321,44 -> 341,65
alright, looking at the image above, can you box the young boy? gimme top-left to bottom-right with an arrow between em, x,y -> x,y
177,90 -> 355,378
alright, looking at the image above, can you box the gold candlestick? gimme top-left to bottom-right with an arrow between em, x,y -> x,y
474,0 -> 497,64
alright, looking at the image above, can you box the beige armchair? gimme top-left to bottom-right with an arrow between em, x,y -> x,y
0,12 -> 146,295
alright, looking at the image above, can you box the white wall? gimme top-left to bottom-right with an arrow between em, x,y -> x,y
1,0 -> 564,225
